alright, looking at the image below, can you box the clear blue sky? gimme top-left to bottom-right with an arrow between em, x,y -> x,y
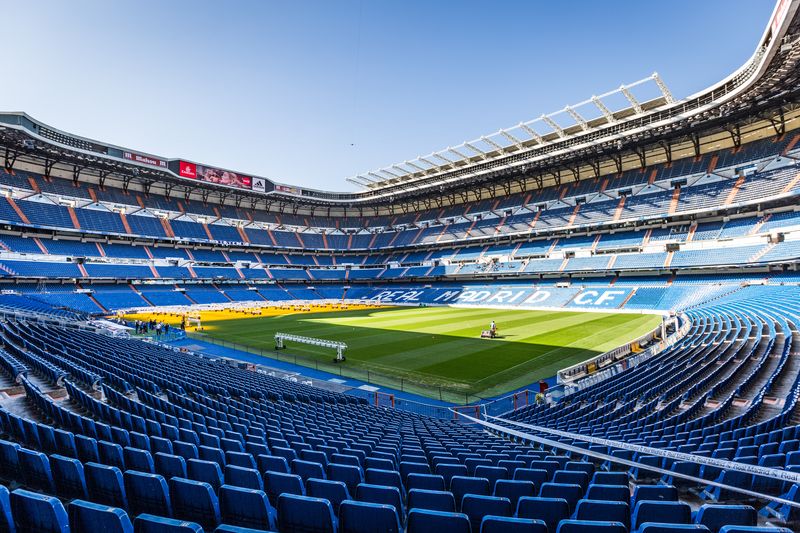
4,1 -> 774,191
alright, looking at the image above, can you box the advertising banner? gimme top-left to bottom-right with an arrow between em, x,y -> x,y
123,151 -> 168,168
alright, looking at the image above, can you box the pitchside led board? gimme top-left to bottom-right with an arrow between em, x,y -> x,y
169,160 -> 274,193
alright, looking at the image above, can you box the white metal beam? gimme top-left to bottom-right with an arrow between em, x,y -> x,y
418,156 -> 439,168
540,115 -> 565,138
481,135 -> 506,152
564,106 -> 589,131
519,123 -> 545,144
499,130 -> 524,149
404,160 -> 428,173
463,142 -> 486,157
652,72 -> 674,104
591,96 -> 616,122
447,146 -> 470,160
620,84 -> 643,114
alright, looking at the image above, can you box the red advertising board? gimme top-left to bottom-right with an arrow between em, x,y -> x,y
178,161 -> 197,179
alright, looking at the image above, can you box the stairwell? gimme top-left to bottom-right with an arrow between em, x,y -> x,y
748,243 -> 775,263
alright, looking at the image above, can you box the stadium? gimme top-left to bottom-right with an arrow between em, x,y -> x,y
0,1 -> 798,532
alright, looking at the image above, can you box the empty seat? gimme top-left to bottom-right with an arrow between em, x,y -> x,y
407,473 -> 445,492
493,479 -> 536,509
632,501 -> 692,530
258,454 -> 290,474
632,485 -> 678,507
574,499 -> 630,529
124,470 -> 172,517
460,494 -> 512,532
133,513 -> 204,532
516,496 -> 570,532
364,468 -> 404,494
327,464 -> 363,495
264,471 -> 305,505
219,485 -> 277,531
514,468 -> 549,486
407,488 -> 456,513
155,453 -> 187,480
553,470 -> 589,491
18,448 -> 55,493
586,484 -> 630,504
51,454 -> 89,501
717,527 -> 793,533
277,493 -> 337,533
406,508 -> 470,533
339,499 -> 401,533
436,463 -> 467,486
450,476 -> 490,510
474,465 -> 508,488
187,459 -> 224,493
86,462 -> 128,509
592,472 -> 629,486
0,485 -> 12,533
307,478 -> 351,514
169,477 -> 221,530
634,525 -> 711,533
539,482 -> 583,512
124,447 -> 155,474
225,465 -> 263,491
481,515 -> 547,533
556,520 -> 627,533
10,489 -> 69,532
68,499 -> 133,533
356,483 -> 404,519
292,459 -> 326,482
695,504 -> 757,533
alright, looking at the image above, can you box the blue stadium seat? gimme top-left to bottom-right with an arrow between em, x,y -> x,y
493,479 -> 536,509
264,471 -> 305,505
407,488 -> 456,512
327,464 -> 363,495
155,453 -> 187,480
225,465 -> 263,491
695,505 -> 756,533
574,499 -> 630,529
124,447 -> 155,474
556,520 -> 628,533
188,459 -> 224,493
460,494 -> 512,532
450,476 -> 490,510
133,514 -> 204,532
18,448 -> 55,493
633,526 -> 710,533
0,485 -> 14,533
218,485 -> 277,531
51,454 -> 89,500
539,482 -> 583,512
481,515 -> 547,533
169,477 -> 221,530
86,462 -> 128,509
406,473 -> 445,492
10,489 -> 69,532
406,509 -> 470,533
68,499 -> 133,533
632,501 -> 692,530
276,493 -> 337,533
307,478 -> 350,514
516,496 -> 570,532
292,459 -> 326,482
124,470 -> 172,517
355,483 -> 404,519
338,500 -> 401,533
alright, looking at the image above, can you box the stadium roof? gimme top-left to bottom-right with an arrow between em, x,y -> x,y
0,0 -> 798,211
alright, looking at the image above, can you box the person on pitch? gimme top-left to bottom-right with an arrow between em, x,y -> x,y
490,320 -> 497,337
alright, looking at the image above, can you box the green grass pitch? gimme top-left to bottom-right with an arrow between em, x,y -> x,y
200,306 -> 661,401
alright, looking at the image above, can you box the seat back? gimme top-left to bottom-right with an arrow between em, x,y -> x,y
407,488 -> 456,513
68,499 -> 133,533
133,513 -> 204,532
460,494 -> 512,532
516,496 -> 570,532
339,499 -> 401,533
276,493 -> 337,533
85,462 -> 128,509
307,478 -> 350,514
405,508 -> 470,533
218,484 -> 277,531
169,477 -> 220,530
123,470 -> 171,517
10,489 -> 69,533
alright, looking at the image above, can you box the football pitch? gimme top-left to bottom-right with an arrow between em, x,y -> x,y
199,306 -> 661,401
